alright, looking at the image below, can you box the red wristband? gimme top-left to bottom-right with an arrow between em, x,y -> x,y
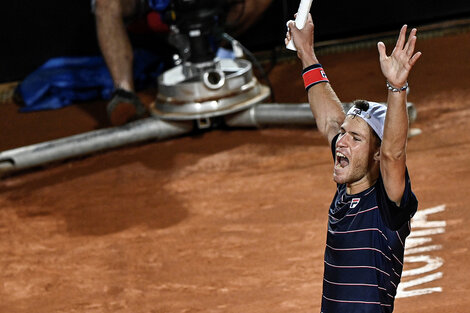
302,64 -> 329,91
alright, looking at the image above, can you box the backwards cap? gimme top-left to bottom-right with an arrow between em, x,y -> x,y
346,101 -> 387,140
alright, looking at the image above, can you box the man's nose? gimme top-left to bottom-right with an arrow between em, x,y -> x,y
337,134 -> 349,147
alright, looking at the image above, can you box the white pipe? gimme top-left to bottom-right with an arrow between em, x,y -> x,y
225,102 -> 416,128
0,102 -> 416,176
0,118 -> 193,175
225,103 -> 315,127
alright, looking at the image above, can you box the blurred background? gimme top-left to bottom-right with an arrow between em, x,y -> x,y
2,0 -> 470,83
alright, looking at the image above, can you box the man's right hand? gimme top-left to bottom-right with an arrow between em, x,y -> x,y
285,13 -> 318,68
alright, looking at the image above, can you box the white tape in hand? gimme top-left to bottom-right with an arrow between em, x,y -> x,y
286,0 -> 313,51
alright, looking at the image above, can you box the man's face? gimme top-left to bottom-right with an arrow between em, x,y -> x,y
333,115 -> 379,186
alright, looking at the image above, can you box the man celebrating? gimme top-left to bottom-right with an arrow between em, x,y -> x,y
286,14 -> 421,312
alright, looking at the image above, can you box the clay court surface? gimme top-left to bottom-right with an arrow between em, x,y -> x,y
1,28 -> 470,312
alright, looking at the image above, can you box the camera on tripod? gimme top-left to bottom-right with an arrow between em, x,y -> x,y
150,0 -> 270,123
167,0 -> 228,64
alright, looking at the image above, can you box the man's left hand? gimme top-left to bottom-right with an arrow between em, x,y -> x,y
377,25 -> 422,89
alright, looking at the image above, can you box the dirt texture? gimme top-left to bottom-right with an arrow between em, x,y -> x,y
1,29 -> 469,312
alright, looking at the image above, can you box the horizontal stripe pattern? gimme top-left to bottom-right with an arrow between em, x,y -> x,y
321,135 -> 416,313
324,260 -> 391,277
322,295 -> 392,307
322,184 -> 408,312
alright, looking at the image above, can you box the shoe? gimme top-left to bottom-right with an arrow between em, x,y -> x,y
106,88 -> 146,126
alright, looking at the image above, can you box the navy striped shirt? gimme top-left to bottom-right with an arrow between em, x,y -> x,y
321,135 -> 418,312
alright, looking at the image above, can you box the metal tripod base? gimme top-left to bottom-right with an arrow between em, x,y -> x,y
150,58 -> 270,120
150,82 -> 270,121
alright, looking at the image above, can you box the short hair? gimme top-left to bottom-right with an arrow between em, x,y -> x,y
352,100 -> 382,147
353,99 -> 370,112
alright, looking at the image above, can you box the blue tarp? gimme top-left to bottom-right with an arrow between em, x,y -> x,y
17,49 -> 164,112
148,0 -> 170,11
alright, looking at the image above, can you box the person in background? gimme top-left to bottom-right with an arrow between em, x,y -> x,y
92,0 -> 272,125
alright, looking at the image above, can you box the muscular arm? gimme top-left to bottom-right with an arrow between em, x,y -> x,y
380,88 -> 409,205
307,82 -> 345,144
377,25 -> 422,205
286,14 -> 345,145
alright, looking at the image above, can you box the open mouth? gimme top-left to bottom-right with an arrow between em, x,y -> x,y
336,152 -> 349,168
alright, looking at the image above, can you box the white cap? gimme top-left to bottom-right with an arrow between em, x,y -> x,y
346,101 -> 387,140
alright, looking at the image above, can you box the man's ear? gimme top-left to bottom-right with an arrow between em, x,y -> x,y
373,148 -> 381,162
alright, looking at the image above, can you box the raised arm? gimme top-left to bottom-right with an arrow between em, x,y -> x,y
377,25 -> 422,205
286,14 -> 345,144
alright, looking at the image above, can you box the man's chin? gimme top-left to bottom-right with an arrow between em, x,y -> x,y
333,166 -> 353,184
333,173 -> 347,185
